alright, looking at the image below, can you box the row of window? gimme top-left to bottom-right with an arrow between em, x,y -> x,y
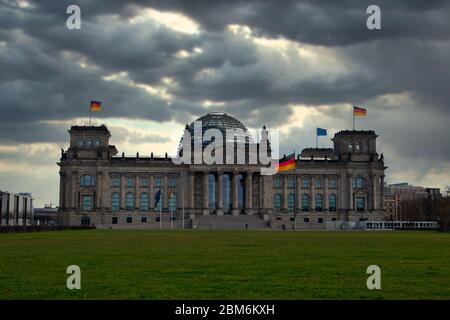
273,176 -> 338,189
79,174 -> 178,188
81,216 -> 327,226
81,216 -> 172,225
273,193 -> 338,211
273,176 -> 368,189
80,191 -> 177,211
111,192 -> 177,211
346,141 -> 369,152
111,175 -> 177,188
77,137 -> 100,147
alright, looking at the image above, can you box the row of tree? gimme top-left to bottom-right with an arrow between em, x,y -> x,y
396,196 -> 450,232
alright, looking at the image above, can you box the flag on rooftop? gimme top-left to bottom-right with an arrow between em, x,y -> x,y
277,153 -> 296,172
353,106 -> 367,116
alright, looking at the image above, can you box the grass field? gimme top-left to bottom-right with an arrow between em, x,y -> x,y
0,230 -> 449,299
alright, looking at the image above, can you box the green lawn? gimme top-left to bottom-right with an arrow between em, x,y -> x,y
0,230 -> 449,299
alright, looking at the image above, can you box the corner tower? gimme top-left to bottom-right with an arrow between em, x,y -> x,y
65,125 -> 118,160
332,130 -> 379,162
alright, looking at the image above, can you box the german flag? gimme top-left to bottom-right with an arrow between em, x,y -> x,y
277,153 -> 296,172
353,106 -> 367,116
90,100 -> 102,112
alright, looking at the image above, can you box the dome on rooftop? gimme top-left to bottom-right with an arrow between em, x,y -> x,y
181,112 -> 252,147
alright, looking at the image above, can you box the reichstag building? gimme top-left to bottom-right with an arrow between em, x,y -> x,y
57,112 -> 387,229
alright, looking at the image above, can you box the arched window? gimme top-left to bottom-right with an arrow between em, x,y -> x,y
140,193 -> 149,211
315,194 -> 323,211
169,192 -> 177,212
273,193 -> 282,210
301,194 -> 309,211
354,177 -> 366,189
80,174 -> 94,187
126,192 -> 134,210
111,192 -> 120,211
287,193 -> 295,212
329,194 -> 337,211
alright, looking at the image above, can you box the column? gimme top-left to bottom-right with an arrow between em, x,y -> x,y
282,175 -> 288,212
189,172 -> 195,210
59,171 -> 65,210
120,174 -> 125,210
71,171 -> 77,209
202,171 -> 209,215
339,173 -> 345,210
380,175 -> 385,210
324,175 -> 329,211
310,175 -> 315,211
177,173 -> 183,210
348,174 -> 353,211
217,171 -> 223,215
232,171 -> 239,215
135,174 -> 140,211
371,173 -> 378,210
246,171 -> 253,215
163,174 -> 168,210
296,175 -> 301,211
96,171 -> 102,210
149,175 -> 154,210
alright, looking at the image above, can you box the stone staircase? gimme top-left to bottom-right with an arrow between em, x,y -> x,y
193,214 -> 270,230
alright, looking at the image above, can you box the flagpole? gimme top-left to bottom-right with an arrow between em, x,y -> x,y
171,198 -> 173,230
159,190 -> 162,230
89,106 -> 92,126
182,184 -> 185,230
352,107 -> 355,130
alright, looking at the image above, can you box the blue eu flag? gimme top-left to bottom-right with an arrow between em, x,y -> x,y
317,128 -> 327,136
154,189 -> 161,208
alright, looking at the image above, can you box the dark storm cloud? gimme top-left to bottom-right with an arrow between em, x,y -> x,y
24,0 -> 450,45
0,0 -> 449,206
0,0 -> 449,147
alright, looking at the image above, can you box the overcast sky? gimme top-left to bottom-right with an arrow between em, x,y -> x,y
1,0 -> 449,206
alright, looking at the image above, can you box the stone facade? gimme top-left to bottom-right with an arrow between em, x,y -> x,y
57,113 -> 388,229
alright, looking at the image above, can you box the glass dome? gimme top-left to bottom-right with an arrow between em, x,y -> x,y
183,112 -> 252,145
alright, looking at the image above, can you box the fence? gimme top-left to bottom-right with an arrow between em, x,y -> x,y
0,225 -> 96,233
